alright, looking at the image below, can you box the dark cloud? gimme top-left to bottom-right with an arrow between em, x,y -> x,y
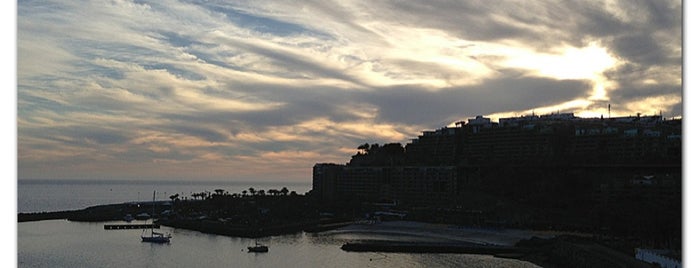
167,125 -> 229,143
608,83 -> 681,103
21,125 -> 131,148
143,63 -> 207,81
214,75 -> 591,132
196,3 -> 328,37
568,1 -> 681,73
117,145 -> 199,162
376,0 -> 680,68
159,31 -> 206,48
367,76 -> 591,126
611,34 -> 666,65
384,1 -> 534,42
667,102 -> 682,118
232,40 -> 367,86
220,83 -> 361,127
73,63 -> 126,80
82,131 -> 130,145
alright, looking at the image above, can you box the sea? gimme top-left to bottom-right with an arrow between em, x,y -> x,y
16,179 -> 542,267
17,179 -> 314,213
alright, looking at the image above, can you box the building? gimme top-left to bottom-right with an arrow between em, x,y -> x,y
313,164 -> 457,207
312,163 -> 343,202
314,113 -> 681,211
405,113 -> 680,167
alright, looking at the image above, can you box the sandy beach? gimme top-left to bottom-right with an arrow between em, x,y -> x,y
325,221 -> 555,246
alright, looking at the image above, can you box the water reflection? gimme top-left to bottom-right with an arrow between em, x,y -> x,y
18,220 -> 541,268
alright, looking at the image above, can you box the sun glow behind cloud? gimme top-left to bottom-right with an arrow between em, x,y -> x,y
502,42 -> 618,100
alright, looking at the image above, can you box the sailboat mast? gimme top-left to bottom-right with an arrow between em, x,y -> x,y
152,190 -> 156,219
151,191 -> 156,235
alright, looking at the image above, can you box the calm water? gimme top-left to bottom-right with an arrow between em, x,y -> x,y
18,220 -> 540,268
17,180 -> 542,267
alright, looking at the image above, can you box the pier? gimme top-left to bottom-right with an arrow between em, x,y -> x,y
104,224 -> 159,230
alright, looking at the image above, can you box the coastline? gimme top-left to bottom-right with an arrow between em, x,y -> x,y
17,201 -> 355,238
18,202 -> 655,268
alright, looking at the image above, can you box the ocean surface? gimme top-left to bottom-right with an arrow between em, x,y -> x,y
17,179 -> 542,267
17,179 -> 312,213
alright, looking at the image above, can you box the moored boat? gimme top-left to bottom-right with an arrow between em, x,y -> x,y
141,231 -> 172,243
247,242 -> 268,253
141,191 -> 172,244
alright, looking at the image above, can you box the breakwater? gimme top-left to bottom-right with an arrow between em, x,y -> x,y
18,201 -> 354,238
18,202 -> 167,222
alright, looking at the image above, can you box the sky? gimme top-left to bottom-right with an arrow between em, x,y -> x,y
16,0 -> 683,182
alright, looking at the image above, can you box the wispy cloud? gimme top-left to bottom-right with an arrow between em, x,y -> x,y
18,0 -> 682,181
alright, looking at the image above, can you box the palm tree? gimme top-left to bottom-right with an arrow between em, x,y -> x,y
249,187 -> 256,196
280,187 -> 289,196
242,190 -> 248,197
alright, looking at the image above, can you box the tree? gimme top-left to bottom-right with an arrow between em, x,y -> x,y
169,193 -> 180,202
280,187 -> 289,196
249,187 -> 256,196
242,190 -> 248,197
214,189 -> 225,196
369,143 -> 380,154
358,143 -> 370,154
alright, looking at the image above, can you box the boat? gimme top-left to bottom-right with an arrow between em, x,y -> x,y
141,230 -> 172,243
247,242 -> 269,253
141,191 -> 172,243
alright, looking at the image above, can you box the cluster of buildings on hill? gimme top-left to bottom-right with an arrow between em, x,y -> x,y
312,113 -> 681,208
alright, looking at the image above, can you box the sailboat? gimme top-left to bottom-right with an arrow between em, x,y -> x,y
141,191 -> 172,243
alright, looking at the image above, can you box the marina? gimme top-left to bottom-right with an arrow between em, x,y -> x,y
19,219 -> 541,268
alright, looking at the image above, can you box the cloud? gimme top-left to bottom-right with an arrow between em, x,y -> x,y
366,76 -> 591,126
17,0 -> 682,181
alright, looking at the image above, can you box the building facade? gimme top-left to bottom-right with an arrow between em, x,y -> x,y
314,113 -> 681,211
313,164 -> 457,207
